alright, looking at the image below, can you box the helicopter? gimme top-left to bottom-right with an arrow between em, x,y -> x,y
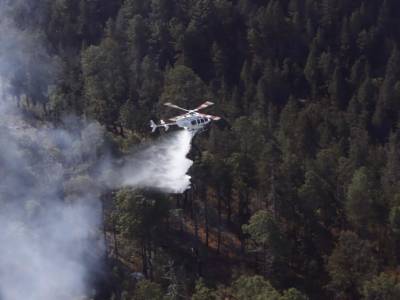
150,101 -> 221,135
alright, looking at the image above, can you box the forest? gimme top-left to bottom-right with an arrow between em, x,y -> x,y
3,0 -> 400,299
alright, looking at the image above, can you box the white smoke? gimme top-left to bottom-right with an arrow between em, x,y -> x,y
0,83 -> 194,300
0,1 -> 194,299
0,86 -> 104,300
0,203 -> 100,300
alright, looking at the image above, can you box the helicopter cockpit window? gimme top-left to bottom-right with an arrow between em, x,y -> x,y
191,120 -> 196,125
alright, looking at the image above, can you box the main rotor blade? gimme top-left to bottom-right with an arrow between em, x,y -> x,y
164,102 -> 190,112
193,101 -> 214,112
169,113 -> 187,122
199,113 -> 221,121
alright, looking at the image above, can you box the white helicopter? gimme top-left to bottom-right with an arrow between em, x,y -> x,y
150,101 -> 221,135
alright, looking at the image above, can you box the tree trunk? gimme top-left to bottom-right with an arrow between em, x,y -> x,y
42,102 -> 48,116
217,193 -> 222,254
238,191 -> 247,255
183,190 -> 188,209
227,197 -> 232,224
142,243 -> 148,277
194,209 -> 199,243
113,220 -> 119,258
101,199 -> 108,258
204,190 -> 209,248
180,212 -> 184,233
190,189 -> 194,220
147,240 -> 153,280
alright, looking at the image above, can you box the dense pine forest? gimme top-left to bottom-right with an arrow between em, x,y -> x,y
4,0 -> 400,299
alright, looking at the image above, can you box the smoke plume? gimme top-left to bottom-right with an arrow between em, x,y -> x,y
0,2 -> 194,299
0,81 -> 194,300
0,90 -> 104,300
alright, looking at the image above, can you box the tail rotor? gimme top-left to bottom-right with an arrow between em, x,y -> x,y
150,120 -> 170,132
150,120 -> 157,132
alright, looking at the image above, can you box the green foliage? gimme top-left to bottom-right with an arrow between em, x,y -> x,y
304,40 -> 319,96
134,279 -> 164,300
373,46 -> 400,136
160,65 -> 208,109
191,279 -> 216,300
280,288 -> 309,300
228,275 -> 308,300
127,15 -> 149,61
362,273 -> 400,300
328,66 -> 348,108
389,206 -> 400,235
345,167 -> 378,230
327,231 -> 377,298
9,0 -> 400,299
231,275 -> 281,300
81,35 -> 127,125
242,210 -> 288,258
114,189 -> 169,241
382,132 -> 400,199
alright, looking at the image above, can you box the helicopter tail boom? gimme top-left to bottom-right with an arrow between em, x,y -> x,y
150,120 -> 174,132
160,120 -> 169,131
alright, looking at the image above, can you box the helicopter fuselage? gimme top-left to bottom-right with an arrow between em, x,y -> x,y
175,112 -> 211,134
150,101 -> 220,135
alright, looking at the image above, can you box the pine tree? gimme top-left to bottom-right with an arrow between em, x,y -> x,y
127,14 -> 150,62
373,46 -> 400,137
81,28 -> 127,127
327,231 -> 378,298
328,66 -> 348,109
160,65 -> 208,109
345,166 -> 381,231
382,131 -> 400,200
304,39 -> 319,97
362,273 -> 400,300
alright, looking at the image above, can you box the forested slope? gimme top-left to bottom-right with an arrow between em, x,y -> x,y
6,0 -> 400,299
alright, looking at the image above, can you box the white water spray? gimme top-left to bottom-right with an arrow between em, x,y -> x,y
118,130 -> 193,193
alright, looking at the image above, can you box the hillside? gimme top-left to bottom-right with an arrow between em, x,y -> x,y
3,0 -> 400,299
